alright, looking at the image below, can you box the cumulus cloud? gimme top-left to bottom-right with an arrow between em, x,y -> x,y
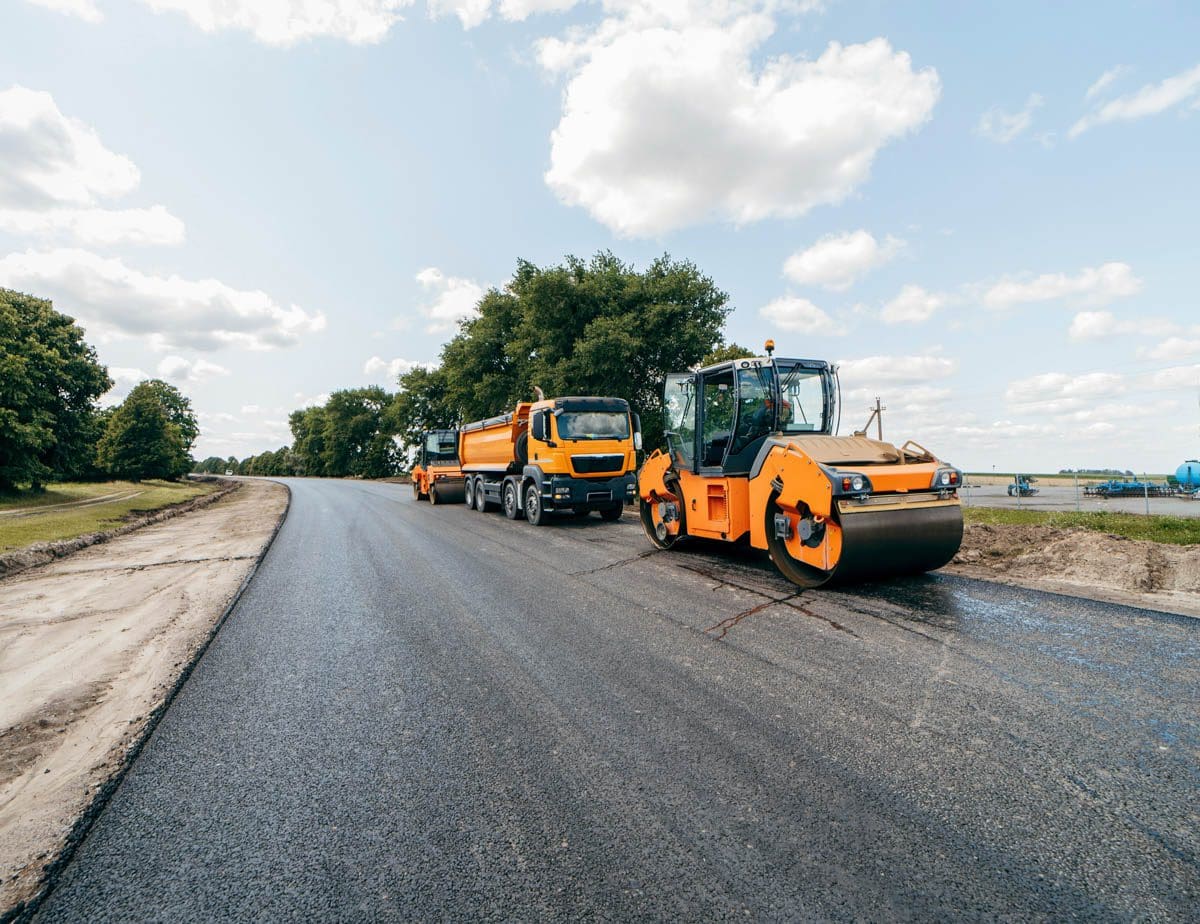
0,248 -> 326,352
782,230 -> 901,291
1068,310 -> 1176,341
156,354 -> 231,383
0,204 -> 185,246
427,0 -> 576,28
983,262 -> 1141,309
101,366 -> 148,405
837,353 -> 957,385
1140,337 -> 1200,362
363,355 -> 437,382
1148,364 -> 1200,390
758,296 -> 838,334
415,266 -> 484,333
0,86 -> 184,245
1071,62 -> 1200,137
139,0 -> 414,45
1005,371 -> 1125,406
880,284 -> 945,324
540,5 -> 939,236
23,0 -> 103,22
976,92 -> 1043,143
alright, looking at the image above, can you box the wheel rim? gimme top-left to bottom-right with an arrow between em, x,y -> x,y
465,480 -> 474,507
526,486 -> 540,520
504,483 -> 516,517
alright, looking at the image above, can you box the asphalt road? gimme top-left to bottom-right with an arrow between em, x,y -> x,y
35,478 -> 1199,921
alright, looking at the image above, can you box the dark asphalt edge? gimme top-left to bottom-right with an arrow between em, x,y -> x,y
3,481 -> 294,924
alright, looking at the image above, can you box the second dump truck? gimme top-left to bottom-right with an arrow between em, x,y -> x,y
461,394 -> 641,525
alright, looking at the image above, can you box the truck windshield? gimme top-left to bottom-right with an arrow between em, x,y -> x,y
556,411 -> 629,441
776,364 -> 831,434
425,432 -> 458,462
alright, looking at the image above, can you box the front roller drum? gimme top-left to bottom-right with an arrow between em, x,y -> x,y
766,496 -> 963,588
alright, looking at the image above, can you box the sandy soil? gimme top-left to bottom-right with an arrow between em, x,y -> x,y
0,480 -> 288,915
946,522 -> 1200,618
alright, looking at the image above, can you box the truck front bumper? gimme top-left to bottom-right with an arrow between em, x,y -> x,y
544,473 -> 637,509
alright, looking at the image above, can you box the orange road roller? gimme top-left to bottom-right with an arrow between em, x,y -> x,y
638,343 -> 964,587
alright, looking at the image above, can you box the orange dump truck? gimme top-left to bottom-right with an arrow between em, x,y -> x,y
411,429 -> 464,505
461,395 -> 641,525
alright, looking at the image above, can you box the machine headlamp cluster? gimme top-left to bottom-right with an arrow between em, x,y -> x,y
933,468 -> 961,489
830,471 -> 872,496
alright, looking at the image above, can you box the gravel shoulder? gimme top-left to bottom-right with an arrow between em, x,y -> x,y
0,479 -> 288,917
946,521 -> 1200,617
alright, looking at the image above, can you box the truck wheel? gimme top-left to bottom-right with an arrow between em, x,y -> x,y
525,483 -> 547,526
503,481 -> 524,520
515,432 -> 529,465
600,505 -> 622,522
464,478 -> 475,508
474,479 -> 489,512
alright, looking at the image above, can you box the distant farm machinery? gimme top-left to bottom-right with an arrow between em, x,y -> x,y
1084,477 -> 1178,498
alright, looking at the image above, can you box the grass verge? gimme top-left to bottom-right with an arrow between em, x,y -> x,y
963,506 -> 1200,546
0,480 -> 218,552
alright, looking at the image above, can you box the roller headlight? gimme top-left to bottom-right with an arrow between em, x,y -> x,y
933,468 -> 961,488
833,471 -> 872,495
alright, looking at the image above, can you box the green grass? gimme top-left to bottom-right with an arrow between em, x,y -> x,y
963,506 -> 1200,546
0,480 -> 218,552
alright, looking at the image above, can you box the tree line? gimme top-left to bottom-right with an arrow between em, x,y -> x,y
201,252 -> 745,481
1,288 -> 200,492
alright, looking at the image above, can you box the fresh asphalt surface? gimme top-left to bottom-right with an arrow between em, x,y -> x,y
35,478 -> 1199,921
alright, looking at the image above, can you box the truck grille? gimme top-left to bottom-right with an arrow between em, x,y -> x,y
572,454 -> 624,474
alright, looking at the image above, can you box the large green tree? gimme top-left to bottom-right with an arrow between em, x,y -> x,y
96,388 -> 184,481
96,380 -> 196,480
0,288 -> 112,491
390,252 -> 733,452
320,387 -> 399,478
288,405 -> 329,476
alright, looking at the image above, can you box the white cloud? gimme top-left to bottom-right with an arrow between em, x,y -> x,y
294,391 -> 332,408
101,366 -> 148,405
880,284 -> 945,324
23,0 -> 103,22
837,353 -> 957,385
983,262 -> 1141,309
0,86 -> 138,209
782,230 -> 902,291
1069,310 -> 1177,341
758,296 -> 838,334
540,6 -> 940,236
1005,371 -> 1124,406
241,404 -> 261,415
1140,338 -> 1200,362
1070,62 -> 1200,137
0,86 -> 185,246
139,0 -> 414,45
1147,364 -> 1200,390
976,92 -> 1043,143
1086,65 -> 1131,101
0,204 -> 185,246
498,0 -> 580,20
427,0 -> 578,27
363,355 -> 437,382
156,354 -> 231,383
0,248 -> 326,352
415,266 -> 484,333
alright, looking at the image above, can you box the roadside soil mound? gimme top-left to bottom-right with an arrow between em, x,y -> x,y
947,523 -> 1200,616
0,479 -> 288,918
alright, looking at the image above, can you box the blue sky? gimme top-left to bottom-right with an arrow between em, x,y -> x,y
1,0 -> 1198,472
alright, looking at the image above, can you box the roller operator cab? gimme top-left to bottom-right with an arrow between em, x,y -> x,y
461,396 -> 641,526
411,429 -> 464,504
638,349 -> 964,588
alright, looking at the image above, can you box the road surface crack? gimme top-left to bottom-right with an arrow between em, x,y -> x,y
571,548 -> 661,576
706,594 -> 800,640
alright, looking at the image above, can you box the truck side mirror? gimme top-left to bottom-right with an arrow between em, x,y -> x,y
634,432 -> 643,451
531,411 -> 546,442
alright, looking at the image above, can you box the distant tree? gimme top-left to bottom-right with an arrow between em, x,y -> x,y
391,252 -> 731,453
0,288 -> 112,491
133,379 -> 199,458
288,406 -> 329,476
193,456 -> 227,474
96,388 -> 184,481
321,387 -> 398,478
701,342 -> 756,366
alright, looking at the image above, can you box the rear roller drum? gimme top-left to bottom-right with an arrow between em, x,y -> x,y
639,478 -> 686,550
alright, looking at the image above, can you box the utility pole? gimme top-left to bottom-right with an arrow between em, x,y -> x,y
873,397 -> 885,441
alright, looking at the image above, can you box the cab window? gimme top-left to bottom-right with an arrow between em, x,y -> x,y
663,374 -> 695,469
700,367 -> 735,468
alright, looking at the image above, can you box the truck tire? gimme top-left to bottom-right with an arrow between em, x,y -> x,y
515,432 -> 529,465
600,504 -> 622,522
474,478 -> 489,512
503,480 -> 524,520
525,483 -> 547,526
464,478 -> 475,508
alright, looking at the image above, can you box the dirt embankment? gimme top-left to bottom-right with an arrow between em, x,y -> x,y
946,522 -> 1200,617
0,479 -> 289,918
